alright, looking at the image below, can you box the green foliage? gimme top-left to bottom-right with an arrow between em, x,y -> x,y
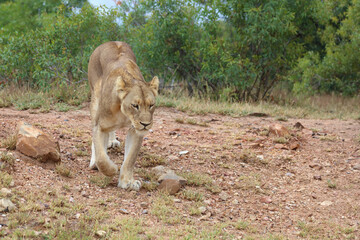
0,3 -> 120,88
289,0 -> 360,95
0,0 -> 359,100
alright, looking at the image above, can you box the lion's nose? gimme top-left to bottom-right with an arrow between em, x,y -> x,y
140,122 -> 151,127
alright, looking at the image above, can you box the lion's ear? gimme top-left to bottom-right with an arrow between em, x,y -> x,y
116,76 -> 130,99
150,76 -> 159,96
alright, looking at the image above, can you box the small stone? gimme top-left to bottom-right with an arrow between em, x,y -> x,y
95,230 -> 106,237
69,197 -> 74,203
232,199 -> 239,205
269,124 -> 290,137
158,179 -> 181,195
289,142 -> 300,150
9,181 -> 14,187
285,172 -> 293,177
75,213 -> 81,219
0,198 -> 16,212
260,197 -> 272,204
142,209 -> 148,214
294,122 -> 305,130
320,201 -> 333,206
313,175 -> 322,180
179,150 -> 189,155
152,165 -> 172,175
81,191 -> 88,197
119,208 -> 129,214
309,162 -> 323,170
158,172 -> 187,186
198,206 -> 207,214
352,164 -> 360,170
0,188 -> 11,197
173,198 -> 181,203
140,202 -> 148,208
219,191 -> 229,201
275,144 -> 288,150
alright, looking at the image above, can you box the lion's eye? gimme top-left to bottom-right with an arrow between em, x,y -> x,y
131,104 -> 139,110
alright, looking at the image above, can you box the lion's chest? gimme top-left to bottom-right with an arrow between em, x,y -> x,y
99,111 -> 131,132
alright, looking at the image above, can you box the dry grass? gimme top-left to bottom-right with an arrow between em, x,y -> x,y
55,164 -> 73,178
138,153 -> 166,168
1,133 -> 17,150
157,94 -> 360,120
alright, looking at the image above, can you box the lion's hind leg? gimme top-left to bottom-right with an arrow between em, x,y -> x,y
92,126 -> 118,176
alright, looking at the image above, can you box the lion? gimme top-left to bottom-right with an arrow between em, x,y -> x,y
88,41 -> 159,191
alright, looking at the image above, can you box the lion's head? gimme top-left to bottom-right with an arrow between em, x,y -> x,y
117,76 -> 159,132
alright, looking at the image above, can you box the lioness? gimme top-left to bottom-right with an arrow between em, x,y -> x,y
88,41 -> 159,191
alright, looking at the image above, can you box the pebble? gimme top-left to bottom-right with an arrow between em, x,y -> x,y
313,175 -> 322,180
232,199 -> 239,205
140,202 -> 148,208
219,191 -> 229,201
142,209 -> 148,214
119,208 -> 129,214
179,150 -> 189,155
0,188 -> 11,197
260,197 -> 272,204
352,164 -> 360,170
199,206 -> 207,214
0,198 -> 16,212
95,230 -> 106,237
75,213 -> 81,219
320,201 -> 333,206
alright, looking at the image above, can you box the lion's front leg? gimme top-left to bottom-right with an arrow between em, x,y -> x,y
118,128 -> 144,191
107,131 -> 121,149
91,125 -> 118,176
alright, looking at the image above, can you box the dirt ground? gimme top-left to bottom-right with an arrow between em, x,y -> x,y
0,105 -> 359,239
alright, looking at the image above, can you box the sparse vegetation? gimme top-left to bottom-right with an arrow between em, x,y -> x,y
179,189 -> 203,202
55,164 -> 73,178
151,192 -> 182,224
327,179 -> 337,189
178,171 -> 213,187
273,137 -> 289,144
1,134 -> 17,150
138,153 -> 166,168
90,175 -> 113,188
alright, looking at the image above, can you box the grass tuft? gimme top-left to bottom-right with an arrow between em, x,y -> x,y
55,164 -> 73,178
90,175 -> 113,188
178,189 -> 203,202
178,171 -> 213,186
1,133 -> 17,150
138,153 -> 166,168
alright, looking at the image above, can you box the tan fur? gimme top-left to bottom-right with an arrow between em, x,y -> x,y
88,41 -> 159,191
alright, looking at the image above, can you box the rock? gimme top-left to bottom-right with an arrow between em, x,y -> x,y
75,213 -> 81,219
309,162 -> 323,170
152,166 -> 173,176
301,128 -> 314,137
119,208 -> 129,214
275,144 -> 288,150
16,122 -> 61,163
158,179 -> 181,195
320,201 -> 333,206
0,188 -> 11,197
260,197 -> 272,204
198,206 -> 207,214
179,150 -> 189,155
140,202 -> 148,208
219,191 -> 229,201
313,175 -> 322,180
232,199 -> 239,205
0,198 -> 16,212
289,142 -> 300,150
142,209 -> 148,214
294,122 -> 305,130
269,124 -> 290,137
352,164 -> 360,170
95,230 -> 106,237
158,172 -> 187,186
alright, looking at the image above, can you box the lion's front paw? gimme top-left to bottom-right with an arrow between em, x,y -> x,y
118,179 -> 142,191
108,139 -> 121,149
